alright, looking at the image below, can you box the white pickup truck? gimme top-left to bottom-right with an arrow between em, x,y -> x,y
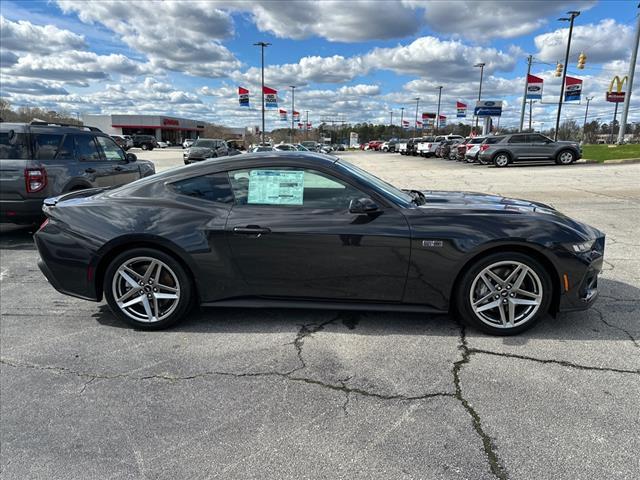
416,136 -> 435,156
396,139 -> 408,154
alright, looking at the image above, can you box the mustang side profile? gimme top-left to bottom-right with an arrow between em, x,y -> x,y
35,152 -> 605,335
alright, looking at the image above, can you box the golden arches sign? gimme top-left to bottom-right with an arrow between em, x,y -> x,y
607,75 -> 627,103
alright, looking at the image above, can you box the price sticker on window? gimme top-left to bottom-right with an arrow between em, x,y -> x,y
247,170 -> 304,205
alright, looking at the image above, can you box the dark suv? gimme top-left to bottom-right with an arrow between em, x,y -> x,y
0,122 -> 155,224
131,134 -> 157,150
184,138 -> 229,164
478,133 -> 582,167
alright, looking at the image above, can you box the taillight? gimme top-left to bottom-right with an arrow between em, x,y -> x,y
480,144 -> 490,152
25,168 -> 47,193
38,218 -> 50,231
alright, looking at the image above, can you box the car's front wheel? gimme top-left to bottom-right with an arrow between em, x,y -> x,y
104,248 -> 193,330
455,252 -> 552,335
556,150 -> 576,165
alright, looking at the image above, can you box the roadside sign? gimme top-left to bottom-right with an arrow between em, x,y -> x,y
475,101 -> 503,117
606,92 -> 625,102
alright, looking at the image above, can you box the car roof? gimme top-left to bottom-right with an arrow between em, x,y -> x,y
0,122 -> 101,135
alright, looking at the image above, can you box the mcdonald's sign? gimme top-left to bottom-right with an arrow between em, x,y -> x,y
607,75 -> 627,103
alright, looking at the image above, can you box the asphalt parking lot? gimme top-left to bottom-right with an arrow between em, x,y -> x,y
1,150 -> 639,479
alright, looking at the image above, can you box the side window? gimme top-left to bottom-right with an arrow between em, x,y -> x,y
57,135 -> 75,160
74,135 -> 101,162
33,134 -> 63,160
171,172 -> 234,204
95,136 -> 125,161
508,135 -> 527,144
528,134 -> 550,144
228,167 -> 364,209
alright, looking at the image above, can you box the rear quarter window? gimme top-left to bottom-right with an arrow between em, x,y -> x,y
484,136 -> 505,144
170,172 -> 234,204
0,130 -> 30,159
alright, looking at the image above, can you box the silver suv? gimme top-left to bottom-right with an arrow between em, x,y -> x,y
477,133 -> 582,167
0,122 -> 155,224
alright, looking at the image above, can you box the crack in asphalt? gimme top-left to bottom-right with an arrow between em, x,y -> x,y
453,326 -> 509,480
592,306 -> 639,349
468,349 -> 640,374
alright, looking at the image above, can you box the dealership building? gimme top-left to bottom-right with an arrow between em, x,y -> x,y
82,114 -> 206,143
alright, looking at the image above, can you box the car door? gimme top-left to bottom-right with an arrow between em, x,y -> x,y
526,134 -> 556,160
224,165 -> 411,302
95,135 -> 139,185
74,134 -> 116,187
506,134 -> 528,160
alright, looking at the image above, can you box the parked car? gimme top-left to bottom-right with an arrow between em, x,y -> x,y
440,139 -> 462,160
477,133 -> 582,167
455,137 -> 471,161
35,151 -> 605,336
274,143 -> 298,151
397,139 -> 408,154
0,121 -> 155,224
250,146 -> 275,152
381,141 -> 397,152
184,138 -> 229,164
156,141 -> 169,149
366,140 -> 382,151
416,137 -> 435,156
406,138 -> 420,156
300,141 -> 319,151
182,138 -> 195,149
132,135 -> 157,150
110,134 -> 133,150
464,136 -> 490,163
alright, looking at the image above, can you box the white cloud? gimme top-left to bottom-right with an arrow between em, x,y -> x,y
57,0 -> 241,77
0,15 -> 87,53
534,19 -> 633,64
0,77 -> 70,96
338,84 -> 381,96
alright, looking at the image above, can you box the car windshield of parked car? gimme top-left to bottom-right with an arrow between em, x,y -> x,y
336,159 -> 413,205
194,140 -> 216,148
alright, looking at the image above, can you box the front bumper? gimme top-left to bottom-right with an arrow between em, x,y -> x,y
557,237 -> 605,312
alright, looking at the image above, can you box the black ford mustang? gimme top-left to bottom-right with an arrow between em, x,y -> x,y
35,152 -> 604,335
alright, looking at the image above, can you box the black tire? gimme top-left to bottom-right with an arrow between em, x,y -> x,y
493,152 -> 510,167
141,144 -> 148,150
104,248 -> 193,330
555,149 -> 576,165
455,251 -> 552,335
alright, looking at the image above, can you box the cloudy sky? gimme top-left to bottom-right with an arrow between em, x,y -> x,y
1,0 -> 638,131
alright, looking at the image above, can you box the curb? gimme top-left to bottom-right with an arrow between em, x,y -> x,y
580,158 -> 640,165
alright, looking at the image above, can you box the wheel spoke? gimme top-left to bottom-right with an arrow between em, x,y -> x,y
121,295 -> 143,308
141,296 -> 155,321
154,292 -> 178,300
122,265 -> 143,280
475,299 -> 500,313
118,270 -> 140,289
116,287 -> 140,303
507,300 -> 516,327
515,288 -> 539,299
142,260 -> 159,284
484,270 -> 504,286
511,266 -> 530,290
497,303 -> 508,326
473,291 -> 495,308
511,298 -> 539,306
156,283 -> 178,293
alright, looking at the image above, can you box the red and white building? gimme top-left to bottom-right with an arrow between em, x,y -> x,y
82,114 -> 205,143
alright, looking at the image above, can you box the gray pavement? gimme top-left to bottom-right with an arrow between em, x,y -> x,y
1,151 -> 639,479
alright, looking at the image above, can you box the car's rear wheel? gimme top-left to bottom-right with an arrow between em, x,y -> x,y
104,248 -> 193,330
556,150 -> 575,165
141,144 -> 148,150
493,153 -> 510,167
456,252 -> 552,335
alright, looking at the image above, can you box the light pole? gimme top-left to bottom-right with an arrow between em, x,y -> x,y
413,97 -> 420,138
435,86 -> 443,135
554,11 -> 580,141
253,41 -> 271,145
474,62 -> 485,133
400,107 -> 404,137
528,100 -> 537,131
305,110 -> 309,140
519,55 -> 533,132
289,85 -> 295,143
617,4 -> 640,144
583,96 -> 594,141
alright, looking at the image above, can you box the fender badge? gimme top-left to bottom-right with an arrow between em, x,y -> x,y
422,240 -> 443,248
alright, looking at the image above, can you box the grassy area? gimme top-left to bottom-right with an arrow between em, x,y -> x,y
582,144 -> 640,162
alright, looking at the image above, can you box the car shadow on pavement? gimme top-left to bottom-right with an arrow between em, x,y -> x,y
92,277 -> 639,344
0,223 -> 37,250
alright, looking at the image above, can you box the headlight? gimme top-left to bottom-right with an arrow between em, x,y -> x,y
568,240 -> 596,253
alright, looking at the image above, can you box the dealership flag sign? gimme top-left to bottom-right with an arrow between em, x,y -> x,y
564,77 -> 583,101
263,86 -> 278,108
416,120 -> 423,129
238,87 -> 249,107
293,110 -> 300,121
279,109 -> 288,121
422,112 -> 436,127
456,102 -> 467,118
402,120 -> 410,129
439,115 -> 446,127
474,100 -> 503,117
526,74 -> 543,100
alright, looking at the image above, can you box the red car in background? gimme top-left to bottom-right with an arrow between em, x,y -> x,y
367,140 -> 383,151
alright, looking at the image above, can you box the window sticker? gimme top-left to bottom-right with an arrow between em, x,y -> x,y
248,170 -> 304,205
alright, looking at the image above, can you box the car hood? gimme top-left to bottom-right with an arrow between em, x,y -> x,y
418,190 -> 602,239
188,147 -> 213,156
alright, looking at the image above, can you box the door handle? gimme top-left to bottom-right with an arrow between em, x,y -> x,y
85,168 -> 96,173
233,225 -> 271,236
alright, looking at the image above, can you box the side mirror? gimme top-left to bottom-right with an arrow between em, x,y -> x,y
126,153 -> 137,162
349,197 -> 380,214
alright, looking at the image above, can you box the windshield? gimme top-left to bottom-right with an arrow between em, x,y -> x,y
337,158 -> 413,206
194,140 -> 216,148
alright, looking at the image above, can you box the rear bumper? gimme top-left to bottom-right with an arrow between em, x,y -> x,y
0,198 -> 44,223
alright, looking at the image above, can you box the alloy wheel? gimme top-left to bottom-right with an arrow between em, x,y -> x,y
469,260 -> 543,329
559,151 -> 574,164
112,256 -> 180,323
494,154 -> 509,167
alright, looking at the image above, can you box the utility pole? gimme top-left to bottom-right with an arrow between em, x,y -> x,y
519,55 -> 533,132
289,85 -> 295,143
529,100 -> 535,131
305,110 -> 309,140
400,107 -> 404,137
617,5 -> 640,144
435,86 -> 443,135
554,11 -> 580,141
413,98 -> 420,138
474,62 -> 485,132
583,96 -> 594,141
253,41 -> 271,145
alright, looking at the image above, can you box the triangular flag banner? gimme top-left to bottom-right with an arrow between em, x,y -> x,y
263,86 -> 278,108
238,87 -> 249,107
